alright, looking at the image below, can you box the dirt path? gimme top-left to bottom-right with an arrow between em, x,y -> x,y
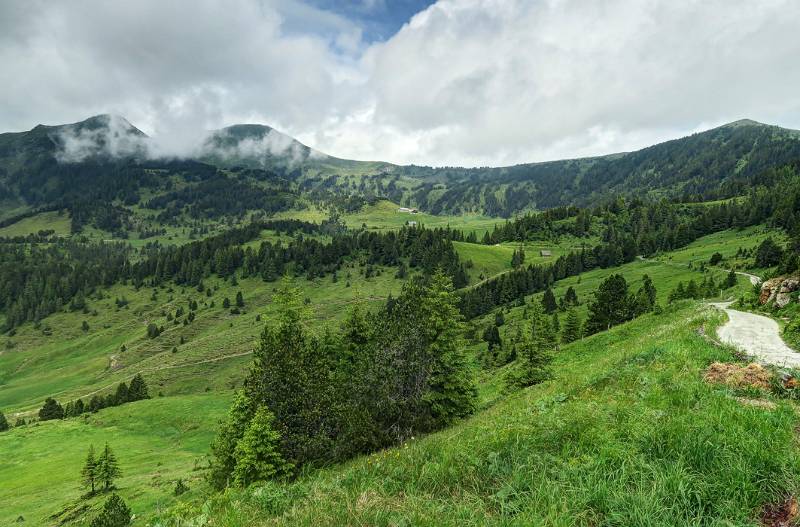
735,271 -> 761,286
710,302 -> 800,368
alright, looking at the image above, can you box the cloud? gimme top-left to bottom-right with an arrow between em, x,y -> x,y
55,115 -> 147,163
3,0 -> 800,167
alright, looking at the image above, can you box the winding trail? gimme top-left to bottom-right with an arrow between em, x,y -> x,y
710,302 -> 800,368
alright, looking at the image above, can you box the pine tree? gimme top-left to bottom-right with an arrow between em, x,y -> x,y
128,374 -> 149,401
244,281 -> 332,466
97,443 -> 121,491
81,445 -> 98,495
209,391 -> 257,489
585,274 -> 632,335
561,308 -> 582,343
90,494 -> 131,527
420,271 -> 477,427
39,397 -> 64,421
506,302 -> 554,389
563,286 -> 578,307
236,291 -> 245,308
232,406 -> 293,487
725,269 -> 738,288
541,287 -> 557,313
0,411 -> 8,432
551,312 -> 561,337
114,383 -> 129,406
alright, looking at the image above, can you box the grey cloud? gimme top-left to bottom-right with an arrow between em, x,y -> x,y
3,0 -> 800,168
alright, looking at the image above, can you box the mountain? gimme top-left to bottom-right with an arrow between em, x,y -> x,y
1,115 -> 799,224
389,119 -> 800,215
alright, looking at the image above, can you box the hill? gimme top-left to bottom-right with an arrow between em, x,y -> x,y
1,116 -> 799,226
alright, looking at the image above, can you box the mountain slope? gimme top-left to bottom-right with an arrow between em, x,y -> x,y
1,116 -> 799,222
158,303 -> 800,526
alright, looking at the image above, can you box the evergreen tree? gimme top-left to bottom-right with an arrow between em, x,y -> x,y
232,406 -> 293,487
128,374 -> 149,401
244,282 -> 334,466
114,383 -> 129,406
541,287 -> 557,314
563,286 -> 578,307
39,397 -> 64,421
0,411 -> 8,432
209,391 -> 257,489
725,269 -> 738,288
222,297 -> 231,309
551,312 -> 561,336
97,443 -> 121,491
236,291 -> 245,308
561,308 -> 582,343
90,494 -> 131,527
419,271 -> 477,428
755,237 -> 783,267
482,324 -> 502,353
506,302 -> 554,389
88,395 -> 105,413
585,274 -> 632,334
81,445 -> 98,495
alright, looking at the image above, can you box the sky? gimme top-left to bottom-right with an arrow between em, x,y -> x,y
2,0 -> 800,167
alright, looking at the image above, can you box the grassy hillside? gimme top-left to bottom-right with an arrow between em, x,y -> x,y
0,394 -> 230,526
157,303 -> 800,526
0,222 -> 787,526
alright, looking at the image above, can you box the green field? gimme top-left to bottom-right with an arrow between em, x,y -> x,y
278,200 -> 504,236
0,224 -> 787,526
0,210 -> 72,237
0,394 -> 230,526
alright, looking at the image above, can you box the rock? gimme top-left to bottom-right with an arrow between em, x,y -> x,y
759,277 -> 799,307
760,278 -> 783,304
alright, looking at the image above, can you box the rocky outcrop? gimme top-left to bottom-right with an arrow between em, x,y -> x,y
759,276 -> 800,307
759,278 -> 783,304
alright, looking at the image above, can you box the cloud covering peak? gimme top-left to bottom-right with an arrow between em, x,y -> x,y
3,0 -> 800,167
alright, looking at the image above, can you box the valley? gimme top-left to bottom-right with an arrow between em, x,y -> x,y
2,115 -> 800,526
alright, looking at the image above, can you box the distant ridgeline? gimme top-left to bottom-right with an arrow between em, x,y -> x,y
3,157 -> 800,331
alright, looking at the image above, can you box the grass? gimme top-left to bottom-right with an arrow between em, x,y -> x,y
454,238 -> 596,283
277,200 -> 503,237
653,225 -> 785,273
1,225 -> 794,526
0,264 -> 406,415
156,303 -> 800,526
0,393 -> 231,526
0,210 -> 71,237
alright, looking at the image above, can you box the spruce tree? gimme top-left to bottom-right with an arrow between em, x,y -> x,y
236,291 -> 245,307
90,494 -> 131,527
128,374 -> 149,401
232,406 -> 292,487
725,269 -> 738,288
541,288 -> 557,314
563,286 -> 578,307
244,282 -> 333,466
585,274 -> 632,335
561,308 -> 582,344
39,397 -> 64,421
209,391 -> 257,489
114,383 -> 129,405
0,411 -> 8,432
97,443 -> 121,491
506,302 -> 554,389
81,445 -> 98,494
420,271 -> 477,428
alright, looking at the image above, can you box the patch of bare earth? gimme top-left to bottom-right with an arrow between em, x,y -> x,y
761,495 -> 799,526
704,362 -> 772,390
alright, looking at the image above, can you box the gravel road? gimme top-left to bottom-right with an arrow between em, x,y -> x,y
710,302 -> 800,368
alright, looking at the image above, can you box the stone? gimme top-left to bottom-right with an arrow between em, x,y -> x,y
760,277 -> 783,305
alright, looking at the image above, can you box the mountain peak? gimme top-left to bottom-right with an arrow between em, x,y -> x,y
721,118 -> 768,129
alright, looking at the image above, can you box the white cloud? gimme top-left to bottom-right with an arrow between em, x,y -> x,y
2,0 -> 800,167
